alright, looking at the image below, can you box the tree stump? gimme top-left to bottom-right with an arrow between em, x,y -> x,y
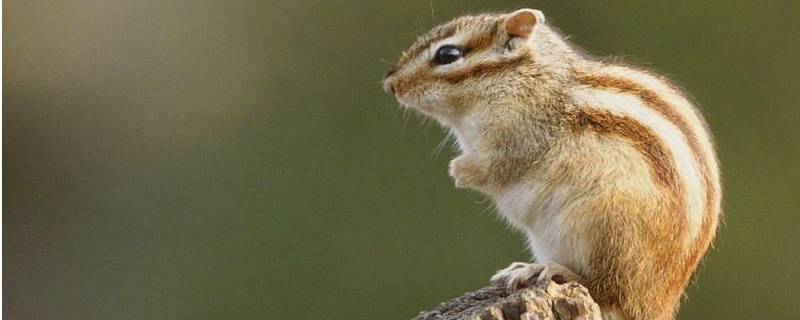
411,281 -> 602,320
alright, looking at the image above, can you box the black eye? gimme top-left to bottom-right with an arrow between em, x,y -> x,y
433,45 -> 462,65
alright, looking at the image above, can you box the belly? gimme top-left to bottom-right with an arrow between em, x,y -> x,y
494,180 -> 591,275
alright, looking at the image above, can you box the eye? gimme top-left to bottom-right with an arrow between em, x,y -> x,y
433,45 -> 462,65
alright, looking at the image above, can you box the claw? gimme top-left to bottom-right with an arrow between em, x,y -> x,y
490,262 -> 544,289
537,262 -> 583,284
491,262 -> 583,289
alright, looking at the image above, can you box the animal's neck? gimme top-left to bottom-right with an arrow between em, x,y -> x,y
416,101 -> 481,156
449,113 -> 482,156
530,27 -> 582,74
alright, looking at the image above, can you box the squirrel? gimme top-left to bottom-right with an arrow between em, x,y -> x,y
382,8 -> 721,320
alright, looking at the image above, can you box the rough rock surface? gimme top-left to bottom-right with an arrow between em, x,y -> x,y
411,281 -> 601,320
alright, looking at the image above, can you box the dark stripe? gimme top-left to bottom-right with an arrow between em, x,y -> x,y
462,20 -> 501,54
395,14 -> 501,70
393,51 -> 531,95
438,54 -> 529,83
398,26 -> 457,67
568,108 -> 681,191
574,71 -> 716,232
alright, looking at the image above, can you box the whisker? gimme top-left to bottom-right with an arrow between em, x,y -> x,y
429,131 -> 454,158
420,113 -> 433,130
479,197 -> 497,216
391,103 -> 403,122
401,106 -> 412,132
429,0 -> 436,23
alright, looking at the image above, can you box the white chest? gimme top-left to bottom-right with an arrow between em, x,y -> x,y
493,181 -> 590,274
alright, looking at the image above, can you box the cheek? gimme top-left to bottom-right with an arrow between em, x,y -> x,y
409,85 -> 445,111
444,83 -> 481,114
396,83 -> 454,117
392,64 -> 432,96
421,82 -> 461,108
394,70 -> 480,115
444,91 -> 468,109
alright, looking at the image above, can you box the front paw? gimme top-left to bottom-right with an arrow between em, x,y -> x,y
448,156 -> 488,189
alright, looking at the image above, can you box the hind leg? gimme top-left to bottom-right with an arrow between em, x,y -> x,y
491,261 -> 584,289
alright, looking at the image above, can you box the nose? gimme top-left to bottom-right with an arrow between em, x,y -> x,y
383,66 -> 398,94
382,80 -> 396,94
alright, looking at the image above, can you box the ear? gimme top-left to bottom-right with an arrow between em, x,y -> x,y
504,9 -> 545,38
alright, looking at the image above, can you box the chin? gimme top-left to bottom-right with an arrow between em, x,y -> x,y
396,95 -> 432,114
396,93 -> 458,127
411,103 -> 437,116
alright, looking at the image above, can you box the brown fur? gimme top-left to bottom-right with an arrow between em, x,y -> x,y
554,107 -> 688,318
574,71 -> 721,309
383,10 -> 721,320
440,54 -> 530,84
573,70 -> 716,213
567,108 -> 680,191
395,14 -> 500,69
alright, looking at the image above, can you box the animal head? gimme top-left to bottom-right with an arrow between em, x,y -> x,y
382,9 -> 570,126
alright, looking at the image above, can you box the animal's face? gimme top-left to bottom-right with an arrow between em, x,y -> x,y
382,9 -> 544,126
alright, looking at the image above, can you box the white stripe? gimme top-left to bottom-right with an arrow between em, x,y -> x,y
570,88 -> 705,247
600,66 -> 720,185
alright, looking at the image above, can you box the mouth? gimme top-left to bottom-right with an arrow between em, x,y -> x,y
382,76 -> 434,114
397,95 -> 436,115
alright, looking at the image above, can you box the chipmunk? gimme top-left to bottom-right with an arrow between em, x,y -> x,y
382,8 -> 721,320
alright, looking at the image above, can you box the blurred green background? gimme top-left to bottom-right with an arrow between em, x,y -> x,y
4,1 -> 799,319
